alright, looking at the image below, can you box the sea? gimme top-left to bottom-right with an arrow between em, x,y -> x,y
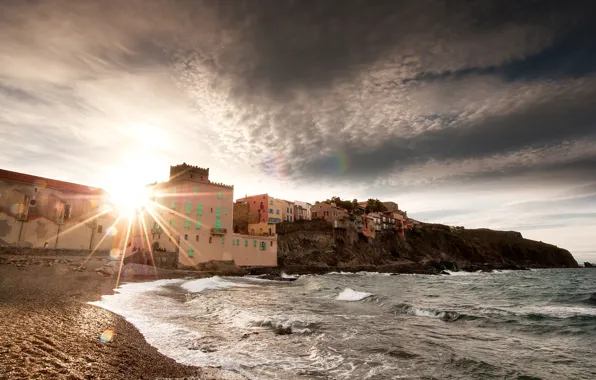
90,269 -> 596,380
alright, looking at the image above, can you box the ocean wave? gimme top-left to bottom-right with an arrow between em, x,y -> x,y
280,271 -> 298,279
393,303 -> 461,322
248,318 -> 319,334
327,271 -> 391,276
180,276 -> 256,293
336,288 -> 374,301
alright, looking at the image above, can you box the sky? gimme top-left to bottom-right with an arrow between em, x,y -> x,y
0,0 -> 595,262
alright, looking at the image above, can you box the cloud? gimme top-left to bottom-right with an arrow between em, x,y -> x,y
1,0 -> 596,259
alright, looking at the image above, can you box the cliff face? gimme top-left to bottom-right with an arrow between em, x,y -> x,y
276,221 -> 579,273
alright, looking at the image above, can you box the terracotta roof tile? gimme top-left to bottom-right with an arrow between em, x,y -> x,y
0,169 -> 104,195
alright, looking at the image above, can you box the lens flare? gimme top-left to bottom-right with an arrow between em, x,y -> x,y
106,226 -> 118,236
109,248 -> 121,259
99,328 -> 114,343
333,151 -> 350,174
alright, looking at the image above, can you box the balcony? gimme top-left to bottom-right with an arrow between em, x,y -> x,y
151,227 -> 164,234
210,227 -> 227,235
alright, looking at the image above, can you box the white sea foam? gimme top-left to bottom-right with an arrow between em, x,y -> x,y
281,271 -> 298,279
181,276 -> 256,292
519,305 -> 596,318
443,270 -> 482,276
336,288 -> 373,301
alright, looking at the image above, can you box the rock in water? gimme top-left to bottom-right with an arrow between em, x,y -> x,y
584,262 -> 595,268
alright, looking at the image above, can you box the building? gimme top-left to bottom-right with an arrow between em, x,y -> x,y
294,201 -> 312,220
382,201 -> 399,212
281,200 -> 295,222
0,168 -> 116,250
311,202 -> 348,222
248,222 -> 276,237
362,214 -> 377,238
294,203 -> 305,220
380,212 -> 396,230
236,194 -> 285,224
135,164 -> 276,267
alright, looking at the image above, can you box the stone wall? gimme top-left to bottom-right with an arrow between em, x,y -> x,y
233,201 -> 249,234
0,246 -> 179,269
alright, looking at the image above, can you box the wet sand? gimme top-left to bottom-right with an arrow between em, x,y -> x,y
0,254 -> 244,380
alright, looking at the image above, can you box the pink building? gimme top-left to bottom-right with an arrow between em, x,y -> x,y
236,194 -> 282,223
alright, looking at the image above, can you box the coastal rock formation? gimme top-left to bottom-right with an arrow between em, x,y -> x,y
276,221 -> 579,273
585,262 -> 595,268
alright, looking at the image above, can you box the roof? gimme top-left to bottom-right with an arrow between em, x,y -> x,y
0,168 -> 104,195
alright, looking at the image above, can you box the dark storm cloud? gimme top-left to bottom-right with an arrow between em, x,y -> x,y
296,88 -> 596,181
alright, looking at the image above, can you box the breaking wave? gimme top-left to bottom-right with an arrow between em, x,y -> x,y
336,288 -> 374,301
392,303 -> 461,322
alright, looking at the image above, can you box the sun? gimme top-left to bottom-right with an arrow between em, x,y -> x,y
101,162 -> 155,217
107,184 -> 151,216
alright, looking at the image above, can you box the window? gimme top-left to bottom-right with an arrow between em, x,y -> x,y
97,225 -> 103,234
184,234 -> 188,240
195,235 -> 199,241
221,237 -> 225,245
276,209 -> 280,215
270,241 -> 273,247
269,208 -> 273,213
245,239 -> 248,247
196,221 -> 201,229
209,237 -> 212,243
184,220 -> 190,228
194,187 -> 198,193
158,234 -> 161,240
254,240 -> 257,247
169,219 -> 174,227
154,222 -> 158,229
215,219 -> 221,229
186,201 -> 191,214
171,200 -> 176,209
232,239 -> 235,246
269,200 -> 273,205
218,191 -> 222,199
197,203 -> 203,215
188,248 -> 194,257
216,206 -> 221,217
211,208 -> 213,213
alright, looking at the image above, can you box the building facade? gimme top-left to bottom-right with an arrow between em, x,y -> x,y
294,200 -> 312,220
311,202 -> 348,222
281,200 -> 295,222
0,169 -> 116,250
135,164 -> 276,267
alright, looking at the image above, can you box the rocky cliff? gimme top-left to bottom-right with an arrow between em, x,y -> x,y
275,221 -> 579,274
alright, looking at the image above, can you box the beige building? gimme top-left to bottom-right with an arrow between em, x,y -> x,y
281,200 -> 295,222
294,201 -> 312,220
311,202 -> 348,222
0,168 -> 116,250
134,164 -> 276,267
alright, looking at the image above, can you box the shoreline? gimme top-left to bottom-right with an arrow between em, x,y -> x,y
0,253 -> 244,380
0,248 -> 583,379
